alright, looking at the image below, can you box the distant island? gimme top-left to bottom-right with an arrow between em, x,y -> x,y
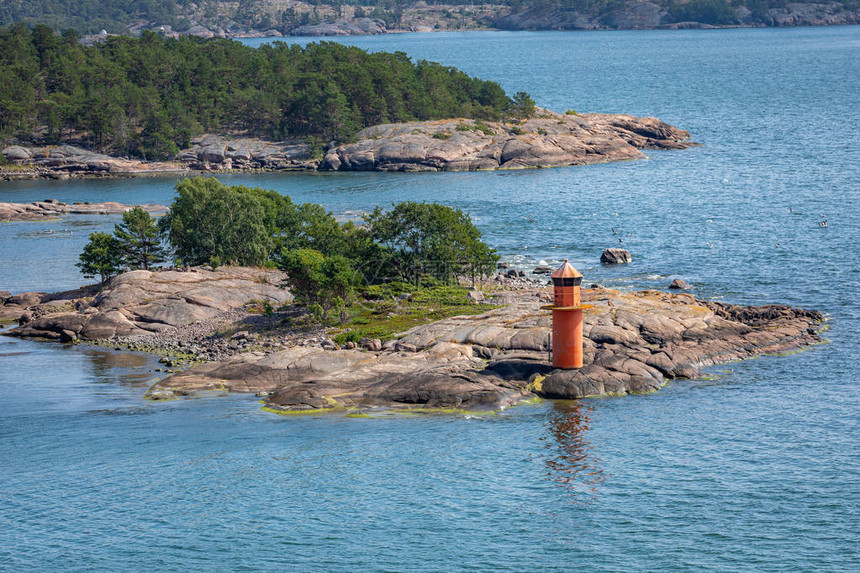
0,26 -> 695,178
1,0 -> 857,39
0,25 -> 518,161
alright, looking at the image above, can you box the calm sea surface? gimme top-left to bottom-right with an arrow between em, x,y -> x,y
1,27 -> 858,570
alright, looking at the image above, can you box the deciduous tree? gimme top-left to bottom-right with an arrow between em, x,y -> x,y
77,231 -> 123,284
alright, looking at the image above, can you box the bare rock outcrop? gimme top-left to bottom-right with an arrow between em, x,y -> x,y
178,135 -> 319,171
152,342 -> 529,411
3,112 -> 693,179
1,144 -> 185,178
289,18 -> 387,36
321,112 -> 694,172
4,267 -> 291,340
762,3 -> 860,26
0,200 -> 166,222
149,287 -> 823,411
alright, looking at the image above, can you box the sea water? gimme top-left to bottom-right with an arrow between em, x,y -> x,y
1,27 -> 858,570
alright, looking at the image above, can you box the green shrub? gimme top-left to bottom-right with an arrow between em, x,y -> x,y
279,248 -> 360,324
456,121 -> 494,136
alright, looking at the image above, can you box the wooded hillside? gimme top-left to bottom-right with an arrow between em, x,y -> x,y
0,24 -> 514,158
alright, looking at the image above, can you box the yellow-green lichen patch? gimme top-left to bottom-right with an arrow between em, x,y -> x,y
527,374 -> 546,393
261,405 -> 338,416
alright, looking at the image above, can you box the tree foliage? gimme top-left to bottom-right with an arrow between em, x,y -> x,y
0,0 -> 182,35
114,207 -> 168,270
366,201 -> 499,283
77,231 -> 123,283
0,25 -> 519,158
78,178 -> 500,320
278,248 -> 360,323
667,0 -> 738,24
159,177 -> 272,266
158,177 -> 377,267
512,91 -> 536,119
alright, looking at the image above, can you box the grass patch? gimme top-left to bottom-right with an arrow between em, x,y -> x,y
456,120 -> 494,136
330,282 -> 497,345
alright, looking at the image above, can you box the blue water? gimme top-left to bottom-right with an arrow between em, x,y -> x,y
1,27 -> 859,570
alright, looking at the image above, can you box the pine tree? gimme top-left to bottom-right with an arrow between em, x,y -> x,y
114,207 -> 167,270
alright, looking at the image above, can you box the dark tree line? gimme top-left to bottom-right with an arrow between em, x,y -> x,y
0,24 -> 517,159
0,0 -> 184,35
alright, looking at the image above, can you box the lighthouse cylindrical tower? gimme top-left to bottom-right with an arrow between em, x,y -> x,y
549,260 -> 584,369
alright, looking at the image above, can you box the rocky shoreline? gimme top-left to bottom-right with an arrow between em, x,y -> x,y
1,112 -> 694,180
1,266 -> 824,413
88,2 -> 860,41
0,200 -> 166,222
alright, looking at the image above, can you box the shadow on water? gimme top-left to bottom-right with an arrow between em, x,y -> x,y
542,401 -> 607,503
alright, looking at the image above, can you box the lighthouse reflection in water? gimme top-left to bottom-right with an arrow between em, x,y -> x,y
543,402 -> 606,502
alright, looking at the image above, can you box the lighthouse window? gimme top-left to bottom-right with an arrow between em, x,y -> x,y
561,278 -> 576,286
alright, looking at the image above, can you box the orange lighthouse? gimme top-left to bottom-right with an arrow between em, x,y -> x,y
548,260 -> 584,369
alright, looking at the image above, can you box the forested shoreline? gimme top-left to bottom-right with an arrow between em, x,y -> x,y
0,24 -> 518,160
1,0 -> 858,36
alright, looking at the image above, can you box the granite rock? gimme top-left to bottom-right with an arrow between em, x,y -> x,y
148,287 -> 823,410
600,248 -> 633,264
5,267 -> 291,340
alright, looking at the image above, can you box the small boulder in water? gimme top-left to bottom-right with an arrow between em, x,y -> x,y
669,278 -> 691,290
601,248 -> 632,264
533,266 -> 553,274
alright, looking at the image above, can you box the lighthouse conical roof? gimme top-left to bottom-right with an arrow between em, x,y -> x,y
551,259 -> 582,279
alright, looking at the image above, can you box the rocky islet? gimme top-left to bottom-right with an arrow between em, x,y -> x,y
1,266 -> 824,413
